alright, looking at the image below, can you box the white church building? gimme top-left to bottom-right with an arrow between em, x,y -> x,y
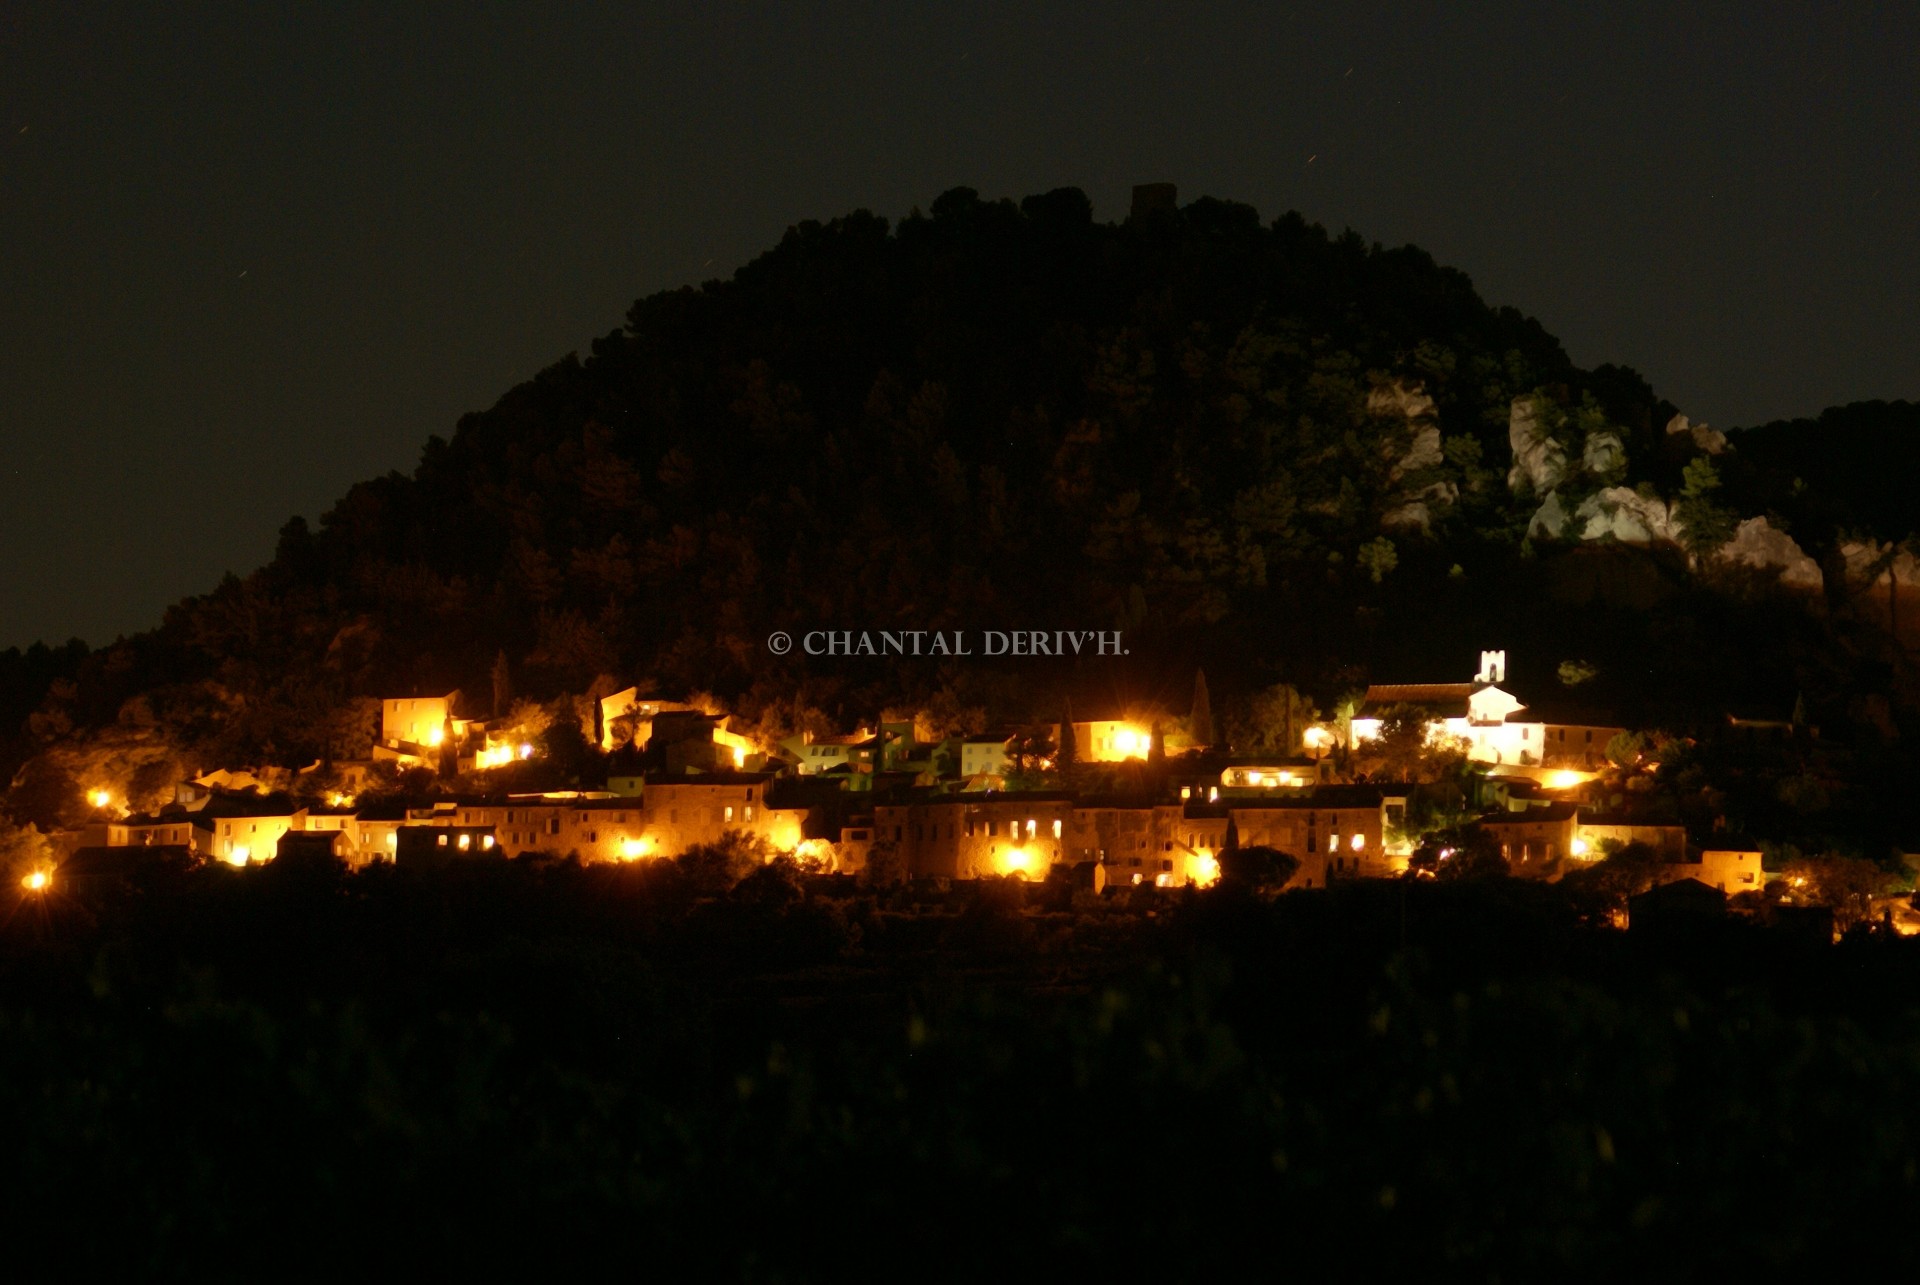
1348,651 -> 1626,769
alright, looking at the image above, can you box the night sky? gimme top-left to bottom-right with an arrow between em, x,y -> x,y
3,2 -> 1915,650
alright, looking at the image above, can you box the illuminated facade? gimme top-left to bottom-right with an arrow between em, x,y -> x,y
598,689 -> 699,752
420,776 -> 807,864
380,693 -> 459,753
1071,720 -> 1152,763
872,794 -> 1074,881
1479,803 -> 1579,873
1349,651 -> 1626,768
1178,786 -> 1413,886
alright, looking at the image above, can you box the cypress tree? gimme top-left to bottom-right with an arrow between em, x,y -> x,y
1191,670 -> 1215,747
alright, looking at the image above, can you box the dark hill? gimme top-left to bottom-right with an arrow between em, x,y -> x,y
3,188 -> 1914,809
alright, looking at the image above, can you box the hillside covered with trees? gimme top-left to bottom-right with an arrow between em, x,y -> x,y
4,187 -> 1916,824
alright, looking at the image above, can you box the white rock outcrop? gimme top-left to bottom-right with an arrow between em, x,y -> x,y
1840,539 -> 1920,590
1716,517 -> 1823,589
1665,413 -> 1728,455
1369,381 -> 1446,480
1383,481 -> 1461,532
1369,380 -> 1454,531
1582,429 -> 1626,477
1574,487 -> 1684,544
1507,397 -> 1567,495
1528,490 -> 1570,539
1367,380 -> 1438,424
1397,424 -> 1444,475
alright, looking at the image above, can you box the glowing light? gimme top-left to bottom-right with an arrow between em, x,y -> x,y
518,744 -> 534,759
1208,787 -> 1219,803
619,836 -> 655,861
1112,728 -> 1141,756
999,846 -> 1033,878
87,789 -> 112,809
1193,852 -> 1221,887
457,834 -> 471,851
327,792 -> 356,809
426,726 -> 445,747
22,870 -> 49,893
482,835 -> 495,850
1571,837 -> 1591,858
1303,727 -> 1331,749
224,845 -> 251,867
1543,769 -> 1593,790
1350,833 -> 1365,851
1051,819 -> 1062,839
733,747 -> 748,768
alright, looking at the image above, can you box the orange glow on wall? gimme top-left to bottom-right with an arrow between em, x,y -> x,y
1192,852 -> 1221,887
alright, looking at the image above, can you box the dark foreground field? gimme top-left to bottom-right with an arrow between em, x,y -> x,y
4,857 -> 1918,1279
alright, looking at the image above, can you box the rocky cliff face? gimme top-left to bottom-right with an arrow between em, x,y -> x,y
1502,395 -> 1829,591
1665,413 -> 1728,455
1371,380 -> 1457,532
1507,397 -> 1568,496
1839,539 -> 1920,647
1718,517 -> 1823,589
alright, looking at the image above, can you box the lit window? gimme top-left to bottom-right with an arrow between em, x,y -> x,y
458,835 -> 471,851
437,834 -> 448,847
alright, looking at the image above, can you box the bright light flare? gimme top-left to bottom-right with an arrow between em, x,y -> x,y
1571,837 -> 1590,858
1192,851 -> 1221,887
998,846 -> 1034,878
619,836 -> 655,861
21,870 -> 50,893
426,727 -> 446,747
224,845 -> 251,868
87,789 -> 112,809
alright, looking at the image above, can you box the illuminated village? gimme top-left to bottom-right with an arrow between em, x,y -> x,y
36,646 -> 1856,932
